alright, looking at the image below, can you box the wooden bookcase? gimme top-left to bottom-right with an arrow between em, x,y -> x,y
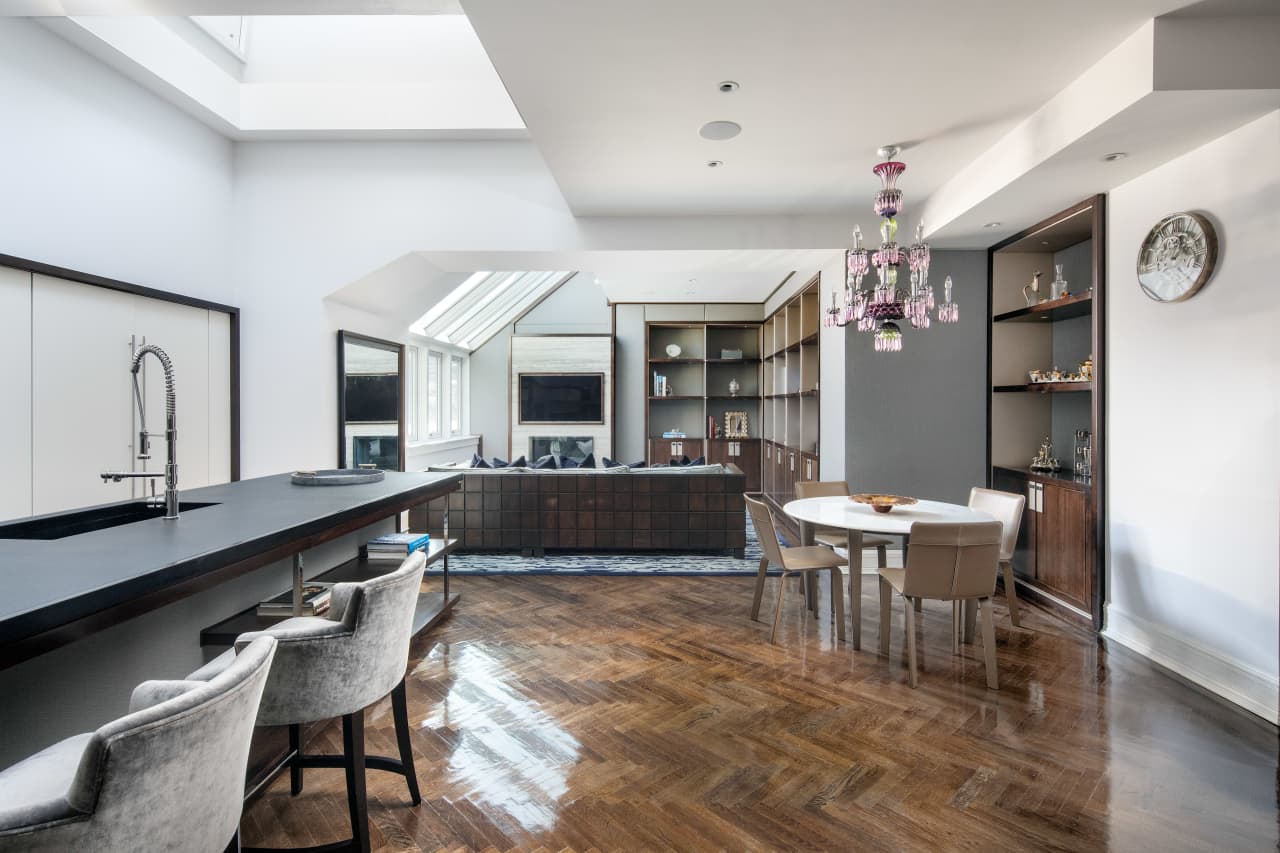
645,322 -> 762,490
761,274 -> 822,511
987,195 -> 1105,629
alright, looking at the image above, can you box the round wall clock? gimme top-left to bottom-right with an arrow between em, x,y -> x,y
1136,212 -> 1218,302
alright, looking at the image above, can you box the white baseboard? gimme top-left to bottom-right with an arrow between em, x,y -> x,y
1104,604 -> 1278,725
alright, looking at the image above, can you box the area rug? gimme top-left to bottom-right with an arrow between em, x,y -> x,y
427,513 -> 903,576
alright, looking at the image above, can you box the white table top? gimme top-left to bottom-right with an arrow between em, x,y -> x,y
782,496 -> 994,535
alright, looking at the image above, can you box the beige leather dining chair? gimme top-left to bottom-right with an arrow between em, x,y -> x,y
747,496 -> 846,644
793,481 -> 895,569
878,520 -> 1004,688
968,487 -> 1027,628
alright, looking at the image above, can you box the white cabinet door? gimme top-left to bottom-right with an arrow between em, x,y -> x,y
0,268 -> 32,521
208,310 -> 232,484
32,275 -> 136,514
134,297 -> 213,491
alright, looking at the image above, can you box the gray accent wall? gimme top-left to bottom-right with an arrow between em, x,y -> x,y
468,323 -> 512,458
845,250 -> 988,504
614,304 -> 647,463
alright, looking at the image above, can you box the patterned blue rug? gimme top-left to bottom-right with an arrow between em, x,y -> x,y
430,511 -> 777,576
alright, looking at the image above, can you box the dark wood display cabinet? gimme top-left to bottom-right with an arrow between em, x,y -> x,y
988,195 -> 1105,628
761,274 -> 822,509
645,322 -> 762,491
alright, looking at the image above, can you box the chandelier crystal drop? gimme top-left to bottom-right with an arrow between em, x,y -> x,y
835,146 -> 960,350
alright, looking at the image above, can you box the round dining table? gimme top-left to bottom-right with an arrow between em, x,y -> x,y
782,497 -> 995,649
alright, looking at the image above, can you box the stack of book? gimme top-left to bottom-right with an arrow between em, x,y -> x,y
366,531 -> 431,561
257,583 -> 333,617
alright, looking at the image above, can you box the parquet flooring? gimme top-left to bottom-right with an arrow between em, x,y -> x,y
241,573 -> 1279,852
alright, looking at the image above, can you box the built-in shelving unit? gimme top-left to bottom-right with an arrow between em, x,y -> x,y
988,194 -> 1105,629
761,274 -> 821,510
645,322 -> 762,490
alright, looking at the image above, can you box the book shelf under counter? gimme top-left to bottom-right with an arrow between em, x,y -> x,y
200,538 -> 459,647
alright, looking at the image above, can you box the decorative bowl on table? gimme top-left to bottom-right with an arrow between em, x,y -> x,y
851,493 -> 918,514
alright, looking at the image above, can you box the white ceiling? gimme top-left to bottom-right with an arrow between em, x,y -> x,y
463,0 -> 1188,217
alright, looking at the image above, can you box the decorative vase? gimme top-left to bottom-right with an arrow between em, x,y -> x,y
1050,264 -> 1069,300
728,378 -> 740,397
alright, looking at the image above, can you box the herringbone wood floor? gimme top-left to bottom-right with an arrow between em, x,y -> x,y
241,573 -> 1279,852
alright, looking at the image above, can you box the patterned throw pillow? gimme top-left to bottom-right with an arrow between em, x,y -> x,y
471,453 -> 492,469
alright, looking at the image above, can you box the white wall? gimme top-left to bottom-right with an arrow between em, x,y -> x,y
1105,110 -> 1279,723
0,17 -> 235,306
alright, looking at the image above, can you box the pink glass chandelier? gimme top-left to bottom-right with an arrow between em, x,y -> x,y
824,146 -> 959,351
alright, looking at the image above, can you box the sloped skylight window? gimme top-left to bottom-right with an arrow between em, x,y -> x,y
411,271 -> 575,351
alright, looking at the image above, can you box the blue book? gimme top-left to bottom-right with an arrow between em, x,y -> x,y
367,532 -> 430,551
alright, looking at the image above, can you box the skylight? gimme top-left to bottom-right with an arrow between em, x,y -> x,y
411,271 -> 576,351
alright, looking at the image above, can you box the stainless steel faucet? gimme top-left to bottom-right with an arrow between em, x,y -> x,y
101,344 -> 180,519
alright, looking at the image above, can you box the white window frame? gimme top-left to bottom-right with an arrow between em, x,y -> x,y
405,345 -> 419,442
426,351 -> 443,439
449,355 -> 464,436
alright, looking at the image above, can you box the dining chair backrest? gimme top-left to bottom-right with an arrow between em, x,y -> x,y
794,481 -> 850,499
968,487 -> 1025,562
901,521 -> 1003,601
745,495 -> 785,566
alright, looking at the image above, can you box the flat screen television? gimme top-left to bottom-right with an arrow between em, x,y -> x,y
344,374 -> 399,422
519,373 -> 603,423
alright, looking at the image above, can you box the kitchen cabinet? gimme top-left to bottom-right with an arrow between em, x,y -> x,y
647,438 -> 703,466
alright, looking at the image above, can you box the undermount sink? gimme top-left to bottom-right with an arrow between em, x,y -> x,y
290,469 -> 385,486
0,501 -> 220,540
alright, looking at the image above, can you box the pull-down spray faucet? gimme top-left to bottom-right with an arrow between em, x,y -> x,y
101,344 -> 180,519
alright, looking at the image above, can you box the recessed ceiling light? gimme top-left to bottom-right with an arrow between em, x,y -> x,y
1041,240 -> 1050,246
1103,152 -> 1128,162
699,120 -> 742,141
718,81 -> 739,93
706,160 -> 724,168
984,221 -> 1002,229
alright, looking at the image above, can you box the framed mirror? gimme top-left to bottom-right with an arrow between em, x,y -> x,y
337,331 -> 405,471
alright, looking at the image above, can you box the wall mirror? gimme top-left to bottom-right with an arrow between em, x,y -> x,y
337,331 -> 405,471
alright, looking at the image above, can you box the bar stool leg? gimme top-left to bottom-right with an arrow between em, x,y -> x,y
342,710 -> 371,853
391,679 -> 422,805
288,724 -> 303,796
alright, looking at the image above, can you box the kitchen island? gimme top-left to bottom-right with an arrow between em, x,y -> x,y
0,471 -> 460,767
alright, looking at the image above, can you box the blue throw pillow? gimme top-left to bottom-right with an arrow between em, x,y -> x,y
471,453 -> 492,469
630,459 -> 647,468
676,455 -> 691,466
491,457 -> 509,468
604,456 -> 646,469
684,456 -> 705,466
580,453 -> 596,469
532,454 -> 558,469
508,455 -> 527,468
559,455 -> 581,469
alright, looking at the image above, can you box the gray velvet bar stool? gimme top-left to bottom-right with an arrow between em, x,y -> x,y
0,635 -> 277,853
188,551 -> 427,853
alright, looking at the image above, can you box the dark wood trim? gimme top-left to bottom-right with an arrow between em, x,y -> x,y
0,252 -> 238,314
987,195 -> 1100,254
1090,193 -> 1107,631
336,330 -> 406,471
985,243 -> 994,489
993,292 -> 1092,323
1,251 -> 242,482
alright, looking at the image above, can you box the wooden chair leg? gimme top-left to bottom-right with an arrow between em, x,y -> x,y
288,723 -> 303,796
876,544 -> 887,568
913,596 -> 923,613
809,571 -> 819,620
770,572 -> 789,644
750,556 -> 769,621
903,595 -> 918,688
951,602 -> 960,655
1002,561 -> 1022,628
878,576 -> 892,656
828,567 -> 845,643
391,679 -> 422,805
963,598 -> 977,644
979,597 -> 999,690
342,709 -> 372,853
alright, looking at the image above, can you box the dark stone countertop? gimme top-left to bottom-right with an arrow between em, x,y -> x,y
0,471 -> 461,664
